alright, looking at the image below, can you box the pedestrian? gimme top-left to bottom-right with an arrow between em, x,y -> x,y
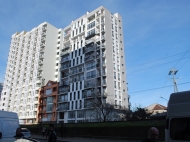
60,123 -> 67,138
45,127 -> 50,139
41,126 -> 46,137
14,128 -> 24,138
60,124 -> 63,138
141,127 -> 159,142
48,124 -> 57,142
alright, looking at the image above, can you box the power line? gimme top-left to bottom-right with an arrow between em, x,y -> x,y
172,47 -> 190,68
128,82 -> 190,94
126,56 -> 190,74
126,50 -> 190,69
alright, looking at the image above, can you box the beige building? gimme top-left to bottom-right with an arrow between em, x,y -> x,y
146,103 -> 167,117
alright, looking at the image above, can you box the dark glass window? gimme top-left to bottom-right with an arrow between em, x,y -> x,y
170,117 -> 190,140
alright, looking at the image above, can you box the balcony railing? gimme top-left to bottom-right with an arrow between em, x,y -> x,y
59,87 -> 69,94
60,57 -> 70,63
61,50 -> 70,56
85,46 -> 96,53
58,104 -> 69,111
60,64 -> 70,70
60,81 -> 69,86
84,92 -> 96,99
84,83 -> 95,88
70,77 -> 84,83
85,55 -> 96,62
86,65 -> 96,71
58,98 -> 68,102
70,68 -> 84,75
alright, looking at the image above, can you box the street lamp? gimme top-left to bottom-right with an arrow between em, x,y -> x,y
160,97 -> 168,101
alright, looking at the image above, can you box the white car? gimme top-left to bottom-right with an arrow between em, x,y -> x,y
21,128 -> 31,138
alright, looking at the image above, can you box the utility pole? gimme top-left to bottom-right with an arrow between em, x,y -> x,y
168,69 -> 179,93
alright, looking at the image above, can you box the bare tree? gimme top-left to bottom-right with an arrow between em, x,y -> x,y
84,99 -> 118,122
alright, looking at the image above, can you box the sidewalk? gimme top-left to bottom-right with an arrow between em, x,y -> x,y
32,134 -> 139,142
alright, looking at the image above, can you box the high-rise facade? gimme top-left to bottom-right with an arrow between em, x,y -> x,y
0,83 -> 3,99
0,6 -> 129,124
0,22 -> 61,124
58,6 -> 129,123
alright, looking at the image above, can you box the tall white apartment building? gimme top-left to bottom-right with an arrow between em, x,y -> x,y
0,83 -> 3,98
0,22 -> 61,124
0,6 -> 129,124
58,6 -> 129,123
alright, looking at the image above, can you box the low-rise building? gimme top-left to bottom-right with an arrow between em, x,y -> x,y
37,81 -> 58,123
146,103 -> 167,118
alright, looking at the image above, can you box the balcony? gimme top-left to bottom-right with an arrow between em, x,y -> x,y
102,62 -> 106,68
64,30 -> 71,37
101,53 -> 106,58
63,38 -> 70,45
42,32 -> 46,37
102,81 -> 107,86
70,68 -> 84,76
101,28 -> 105,33
38,66 -> 43,71
61,50 -> 70,56
60,57 -> 70,63
86,65 -> 96,71
38,60 -> 43,65
84,92 -> 96,99
60,64 -> 70,70
96,72 -> 101,77
101,36 -> 105,41
85,38 -> 95,45
58,98 -> 68,103
85,55 -> 96,62
69,77 -> 84,83
103,92 -> 107,97
84,46 -> 96,53
41,37 -> 46,42
58,106 -> 69,111
39,54 -> 44,59
84,83 -> 95,89
60,81 -> 69,86
40,43 -> 45,47
42,27 -> 47,31
59,87 -> 69,94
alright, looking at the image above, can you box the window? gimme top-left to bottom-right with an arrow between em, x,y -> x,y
113,54 -> 115,61
78,91 -> 80,99
115,100 -> 117,105
118,73 -> 120,81
45,89 -> 52,95
70,93 -> 72,100
80,81 -> 82,89
74,92 -> 76,100
87,29 -> 95,36
75,101 -> 78,109
170,117 -> 190,140
87,21 -> 95,29
87,70 -> 96,79
114,90 -> 117,98
114,72 -> 116,79
114,81 -> 117,88
86,61 -> 96,70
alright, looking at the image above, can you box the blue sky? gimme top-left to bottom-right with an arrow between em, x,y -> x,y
0,0 -> 190,108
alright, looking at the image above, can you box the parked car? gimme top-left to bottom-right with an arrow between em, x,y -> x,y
21,128 -> 31,138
